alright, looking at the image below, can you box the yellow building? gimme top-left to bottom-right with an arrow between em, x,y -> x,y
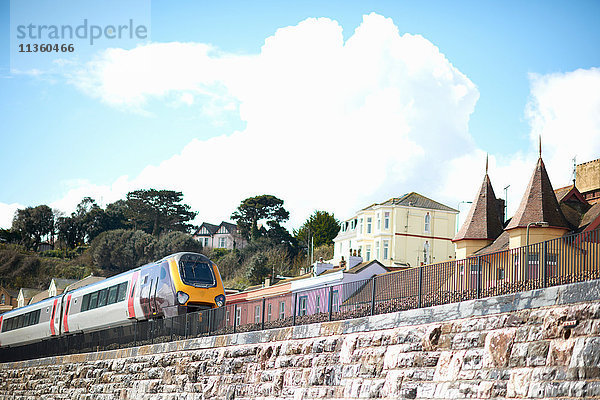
333,192 -> 458,268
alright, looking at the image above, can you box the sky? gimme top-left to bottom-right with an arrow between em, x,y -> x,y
1,0 -> 599,231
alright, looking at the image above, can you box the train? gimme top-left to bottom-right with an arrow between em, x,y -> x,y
0,252 -> 225,348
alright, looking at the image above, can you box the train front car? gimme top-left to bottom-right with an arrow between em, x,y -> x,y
140,252 -> 225,319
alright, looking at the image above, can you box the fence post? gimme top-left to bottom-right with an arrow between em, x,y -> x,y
542,241 -> 548,288
293,293 -> 298,326
261,297 -> 266,331
418,266 -> 423,308
328,286 -> 334,321
476,256 -> 482,299
370,277 -> 377,316
233,304 -> 238,334
185,313 -> 189,339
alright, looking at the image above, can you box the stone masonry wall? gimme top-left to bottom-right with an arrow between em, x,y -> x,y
2,280 -> 600,399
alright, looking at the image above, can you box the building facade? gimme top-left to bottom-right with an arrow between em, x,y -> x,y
194,221 -> 247,250
333,192 -> 458,268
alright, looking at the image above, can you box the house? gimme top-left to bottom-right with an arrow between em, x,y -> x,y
48,278 -> 78,297
0,287 -> 18,313
333,192 -> 458,268
194,221 -> 247,250
456,148 -> 600,259
17,288 -> 42,308
449,145 -> 600,293
226,256 -> 389,326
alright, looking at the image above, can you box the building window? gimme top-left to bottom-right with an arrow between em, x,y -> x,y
0,294 -> 4,304
299,296 -> 308,316
279,301 -> 285,319
359,218 -> 363,234
375,241 -> 380,260
316,295 -> 321,314
377,213 -> 381,231
366,245 -> 371,261
226,308 -> 231,325
424,213 -> 431,233
383,240 -> 389,260
235,307 -> 241,326
218,237 -> 227,248
254,305 -> 261,323
267,303 -> 272,322
384,212 -> 390,230
203,238 -> 209,247
331,290 -> 339,313
367,218 -> 372,234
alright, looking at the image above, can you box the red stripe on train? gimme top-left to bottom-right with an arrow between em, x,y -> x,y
128,271 -> 139,318
63,294 -> 72,333
50,299 -> 58,335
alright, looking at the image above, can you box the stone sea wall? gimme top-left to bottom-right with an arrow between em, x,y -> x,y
2,280 -> 600,399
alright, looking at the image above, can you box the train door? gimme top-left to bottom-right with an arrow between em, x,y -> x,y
140,265 -> 160,318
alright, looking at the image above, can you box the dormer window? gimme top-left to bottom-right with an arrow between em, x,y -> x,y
424,213 -> 431,233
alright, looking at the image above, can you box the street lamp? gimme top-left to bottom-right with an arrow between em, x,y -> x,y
525,221 -> 549,274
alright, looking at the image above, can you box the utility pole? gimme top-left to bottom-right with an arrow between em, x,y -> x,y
503,185 -> 510,223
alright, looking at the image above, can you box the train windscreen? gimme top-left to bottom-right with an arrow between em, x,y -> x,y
179,255 -> 215,287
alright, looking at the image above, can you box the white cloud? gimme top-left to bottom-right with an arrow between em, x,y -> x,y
0,202 -> 22,228
63,13 -> 479,227
526,68 -> 600,183
8,14 -> 597,234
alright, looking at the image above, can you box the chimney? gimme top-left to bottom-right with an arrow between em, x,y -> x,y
264,277 -> 271,287
347,255 -> 363,270
313,261 -> 334,276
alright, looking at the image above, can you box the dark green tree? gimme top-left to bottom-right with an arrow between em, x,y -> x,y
125,189 -> 197,236
231,195 -> 290,240
12,205 -> 54,250
89,229 -> 155,272
294,210 -> 340,248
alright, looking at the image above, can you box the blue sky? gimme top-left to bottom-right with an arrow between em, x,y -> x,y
1,0 -> 599,229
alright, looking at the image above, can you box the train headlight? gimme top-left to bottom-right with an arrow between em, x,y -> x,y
177,291 -> 190,305
214,294 -> 226,307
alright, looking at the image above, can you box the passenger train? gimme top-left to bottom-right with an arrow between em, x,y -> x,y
0,252 -> 225,348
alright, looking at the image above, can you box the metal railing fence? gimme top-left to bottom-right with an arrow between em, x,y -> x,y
1,227 -> 599,362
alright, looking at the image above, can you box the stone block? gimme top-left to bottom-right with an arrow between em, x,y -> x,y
507,368 -> 532,398
483,328 -> 516,368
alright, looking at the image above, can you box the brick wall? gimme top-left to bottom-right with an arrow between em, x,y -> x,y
2,279 -> 600,399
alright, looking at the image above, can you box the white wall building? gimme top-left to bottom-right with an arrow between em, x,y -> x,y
333,192 -> 458,268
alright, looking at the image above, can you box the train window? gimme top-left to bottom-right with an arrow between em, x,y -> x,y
89,292 -> 99,310
180,260 -> 214,286
23,313 -> 31,327
107,285 -> 118,304
117,282 -> 128,302
81,294 -> 90,311
33,310 -> 40,325
97,289 -> 108,307
17,315 -> 24,329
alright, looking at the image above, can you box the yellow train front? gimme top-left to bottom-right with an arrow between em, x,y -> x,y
140,252 -> 226,319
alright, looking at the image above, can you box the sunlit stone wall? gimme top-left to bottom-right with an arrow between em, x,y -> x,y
2,279 -> 600,399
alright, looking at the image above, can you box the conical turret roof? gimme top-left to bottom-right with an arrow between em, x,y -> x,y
454,171 -> 504,241
505,157 -> 569,230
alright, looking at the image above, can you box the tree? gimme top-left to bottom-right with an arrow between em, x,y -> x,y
89,229 -> 155,272
11,205 -> 54,250
295,210 -> 340,248
125,189 -> 197,236
231,195 -> 290,240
